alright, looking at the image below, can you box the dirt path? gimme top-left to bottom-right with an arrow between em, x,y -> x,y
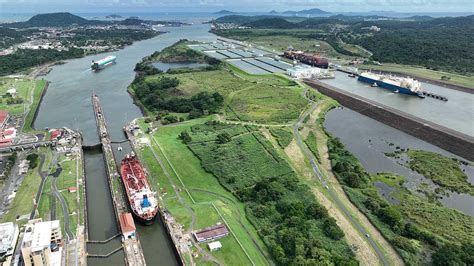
316,126 -> 404,265
284,140 -> 380,265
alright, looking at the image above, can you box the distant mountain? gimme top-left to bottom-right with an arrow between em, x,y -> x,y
24,12 -> 91,27
244,18 -> 295,29
106,14 -> 123,19
269,10 -> 279,14
282,8 -> 331,16
0,12 -> 188,28
2,12 -> 105,27
214,10 -> 235,15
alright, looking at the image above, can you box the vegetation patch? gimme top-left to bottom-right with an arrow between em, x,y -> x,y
269,127 -> 293,148
326,135 -> 474,265
304,131 -> 321,163
184,121 -> 356,265
229,85 -> 307,123
406,150 -> 473,195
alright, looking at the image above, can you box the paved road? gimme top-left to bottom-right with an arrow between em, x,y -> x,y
52,167 -> 75,241
0,152 -> 26,216
29,154 -> 47,219
292,101 -> 390,266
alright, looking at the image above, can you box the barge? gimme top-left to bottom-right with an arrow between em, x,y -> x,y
120,152 -> 158,225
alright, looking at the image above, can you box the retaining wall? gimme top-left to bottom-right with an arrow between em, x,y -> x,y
304,80 -> 474,161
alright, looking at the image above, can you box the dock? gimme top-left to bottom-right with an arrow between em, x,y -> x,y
91,95 -> 146,266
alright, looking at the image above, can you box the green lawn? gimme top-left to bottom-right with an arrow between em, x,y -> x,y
359,63 -> 474,89
0,162 -> 42,224
0,77 -> 35,115
136,118 -> 271,265
23,79 -> 47,132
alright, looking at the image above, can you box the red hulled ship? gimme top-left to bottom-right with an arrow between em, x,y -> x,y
283,51 -> 329,68
120,152 -> 158,225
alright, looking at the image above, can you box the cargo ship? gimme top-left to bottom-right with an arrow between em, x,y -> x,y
91,55 -> 116,71
358,72 -> 425,98
283,51 -> 329,69
120,152 -> 158,225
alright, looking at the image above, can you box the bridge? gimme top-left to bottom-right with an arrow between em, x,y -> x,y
0,140 -> 56,153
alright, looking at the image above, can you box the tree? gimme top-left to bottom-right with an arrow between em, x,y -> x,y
432,244 -> 464,266
179,131 -> 192,144
378,206 -> 402,227
323,217 -> 344,240
216,132 -> 231,144
26,153 -> 39,169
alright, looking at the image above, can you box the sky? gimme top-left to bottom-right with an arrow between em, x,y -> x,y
0,0 -> 472,13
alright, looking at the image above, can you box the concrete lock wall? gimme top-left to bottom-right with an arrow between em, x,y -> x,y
304,80 -> 474,161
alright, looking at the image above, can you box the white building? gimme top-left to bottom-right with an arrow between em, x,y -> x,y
21,219 -> 63,266
208,241 -> 222,252
287,65 -> 322,79
0,222 -> 19,264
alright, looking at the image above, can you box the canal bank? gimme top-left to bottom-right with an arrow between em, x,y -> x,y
305,79 -> 474,161
32,22 -> 218,265
320,71 -> 474,137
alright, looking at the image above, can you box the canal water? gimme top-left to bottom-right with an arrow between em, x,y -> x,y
34,22 -> 217,265
321,71 -> 474,137
324,107 -> 474,216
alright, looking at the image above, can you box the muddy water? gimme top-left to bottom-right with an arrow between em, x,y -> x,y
324,107 -> 474,216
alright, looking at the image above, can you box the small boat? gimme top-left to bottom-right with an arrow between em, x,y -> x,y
348,73 -> 356,78
371,82 -> 378,87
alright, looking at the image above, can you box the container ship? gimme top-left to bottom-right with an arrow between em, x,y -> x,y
358,72 -> 425,98
283,51 -> 329,69
120,152 -> 158,225
91,55 -> 116,71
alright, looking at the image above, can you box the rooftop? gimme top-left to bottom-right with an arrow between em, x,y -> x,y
119,212 -> 136,234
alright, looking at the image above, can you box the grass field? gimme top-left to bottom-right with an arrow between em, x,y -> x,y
269,127 -> 293,148
0,77 -> 35,115
304,131 -> 321,163
140,60 -> 307,124
229,85 -> 307,123
23,79 -> 47,132
359,63 -> 474,89
0,151 -> 46,224
136,118 -> 271,265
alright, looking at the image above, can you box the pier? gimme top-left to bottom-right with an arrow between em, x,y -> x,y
91,95 -> 146,265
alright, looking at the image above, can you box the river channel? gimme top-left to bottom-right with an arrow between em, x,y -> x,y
34,22 -> 217,265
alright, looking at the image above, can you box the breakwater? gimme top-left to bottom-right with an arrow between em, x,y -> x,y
304,79 -> 474,161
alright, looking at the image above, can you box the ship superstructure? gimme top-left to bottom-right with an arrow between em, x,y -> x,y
91,55 -> 116,71
120,152 -> 158,224
358,72 -> 425,98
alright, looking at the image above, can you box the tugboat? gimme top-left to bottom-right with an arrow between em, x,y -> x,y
120,152 -> 158,224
